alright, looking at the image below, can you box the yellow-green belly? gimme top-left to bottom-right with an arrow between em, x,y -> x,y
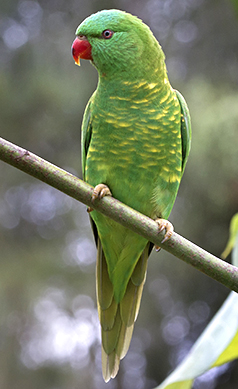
85,103 -> 182,219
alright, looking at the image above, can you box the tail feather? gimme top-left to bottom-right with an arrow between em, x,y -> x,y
120,279 -> 144,326
101,308 -> 122,354
99,298 -> 118,330
117,323 -> 134,359
131,245 -> 150,285
96,238 -> 150,381
97,240 -> 114,310
101,348 -> 120,382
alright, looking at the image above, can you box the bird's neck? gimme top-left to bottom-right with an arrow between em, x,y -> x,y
96,65 -> 171,104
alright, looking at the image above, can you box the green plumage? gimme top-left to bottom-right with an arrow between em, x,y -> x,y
74,9 -> 191,381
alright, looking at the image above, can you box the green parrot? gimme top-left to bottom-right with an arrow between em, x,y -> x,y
72,9 -> 191,382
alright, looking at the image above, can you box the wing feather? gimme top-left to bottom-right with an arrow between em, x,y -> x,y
175,90 -> 192,174
81,92 -> 95,179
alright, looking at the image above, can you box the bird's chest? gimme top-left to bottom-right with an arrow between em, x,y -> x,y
84,99 -> 182,215
85,107 -> 160,179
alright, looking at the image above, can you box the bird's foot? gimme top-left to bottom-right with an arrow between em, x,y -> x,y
154,218 -> 174,250
87,184 -> 112,213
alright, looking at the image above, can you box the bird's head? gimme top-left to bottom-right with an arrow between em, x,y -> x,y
71,9 -> 164,80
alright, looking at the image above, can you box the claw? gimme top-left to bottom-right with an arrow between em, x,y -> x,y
155,246 -> 161,252
154,218 -> 174,249
92,184 -> 112,201
89,184 -> 112,212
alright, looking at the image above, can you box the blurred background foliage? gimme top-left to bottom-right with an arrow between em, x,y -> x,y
0,0 -> 237,388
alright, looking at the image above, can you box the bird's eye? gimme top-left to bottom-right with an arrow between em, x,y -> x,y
77,34 -> 87,40
102,30 -> 114,39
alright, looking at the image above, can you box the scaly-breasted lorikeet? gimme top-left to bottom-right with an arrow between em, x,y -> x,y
71,9 -> 191,382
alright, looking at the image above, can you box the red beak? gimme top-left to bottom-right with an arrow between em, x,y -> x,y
71,37 -> 92,66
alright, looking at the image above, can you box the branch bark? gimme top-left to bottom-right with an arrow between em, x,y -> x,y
0,136 -> 237,292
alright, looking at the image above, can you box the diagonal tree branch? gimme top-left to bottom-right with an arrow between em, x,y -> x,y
0,136 -> 237,292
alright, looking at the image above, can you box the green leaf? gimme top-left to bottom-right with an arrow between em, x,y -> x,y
157,381 -> 193,389
221,213 -> 238,260
156,214 -> 238,389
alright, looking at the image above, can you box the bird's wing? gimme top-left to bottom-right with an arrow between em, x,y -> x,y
175,90 -> 192,174
81,92 -> 95,179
